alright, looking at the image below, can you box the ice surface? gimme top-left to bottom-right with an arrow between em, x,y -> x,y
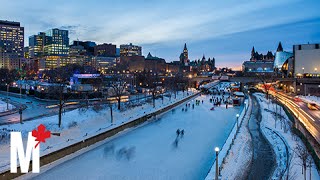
0,100 -> 14,113
30,94 -> 240,180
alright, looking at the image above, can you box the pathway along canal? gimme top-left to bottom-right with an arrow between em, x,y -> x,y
247,95 -> 276,180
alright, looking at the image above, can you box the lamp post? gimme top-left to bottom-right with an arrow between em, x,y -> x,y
215,147 -> 220,180
244,101 -> 247,111
19,106 -> 23,124
236,114 -> 240,131
6,83 -> 9,110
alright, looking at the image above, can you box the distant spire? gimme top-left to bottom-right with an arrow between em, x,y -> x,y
277,42 -> 283,52
202,54 -> 206,61
147,52 -> 153,58
184,43 -> 187,50
251,46 -> 256,61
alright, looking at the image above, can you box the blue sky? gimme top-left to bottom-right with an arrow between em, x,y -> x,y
1,0 -> 320,69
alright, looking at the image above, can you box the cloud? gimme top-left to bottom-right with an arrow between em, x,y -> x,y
0,0 -> 319,69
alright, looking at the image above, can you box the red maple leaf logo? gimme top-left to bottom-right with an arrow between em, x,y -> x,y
32,124 -> 51,148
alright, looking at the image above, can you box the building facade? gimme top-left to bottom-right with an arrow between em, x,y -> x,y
179,43 -> 189,66
120,43 -> 142,57
274,51 -> 293,77
0,20 -> 24,69
94,43 -> 116,57
144,52 -> 166,73
91,56 -> 117,74
294,43 -> 320,78
72,40 -> 96,56
242,61 -> 274,76
29,32 -> 52,58
44,28 -> 69,56
189,55 -> 215,75
250,46 -> 274,61
68,44 -> 88,65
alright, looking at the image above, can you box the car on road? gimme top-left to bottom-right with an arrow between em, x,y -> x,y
294,96 -> 302,102
307,103 -> 318,110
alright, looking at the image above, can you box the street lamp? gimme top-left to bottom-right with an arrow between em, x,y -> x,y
215,147 -> 220,180
236,114 -> 240,131
19,106 -> 23,124
244,101 -> 247,111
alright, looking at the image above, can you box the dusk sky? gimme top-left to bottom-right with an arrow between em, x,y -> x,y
1,0 -> 320,70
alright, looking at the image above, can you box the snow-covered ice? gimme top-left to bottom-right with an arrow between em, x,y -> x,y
0,90 -> 196,173
23,94 -> 241,180
0,100 -> 14,113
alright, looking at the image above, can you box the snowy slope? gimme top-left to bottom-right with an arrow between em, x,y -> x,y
254,93 -> 320,180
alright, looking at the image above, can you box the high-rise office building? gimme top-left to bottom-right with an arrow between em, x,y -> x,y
29,32 -> 52,58
0,20 -> 24,69
29,29 -> 69,69
44,28 -> 69,56
120,43 -> 142,57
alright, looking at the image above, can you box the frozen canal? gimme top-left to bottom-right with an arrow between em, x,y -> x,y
33,94 -> 241,180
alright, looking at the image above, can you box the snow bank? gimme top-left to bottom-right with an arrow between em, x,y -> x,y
0,100 -> 14,113
254,93 -> 320,180
206,96 -> 251,180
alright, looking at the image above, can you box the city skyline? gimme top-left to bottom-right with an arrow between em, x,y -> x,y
1,0 -> 320,69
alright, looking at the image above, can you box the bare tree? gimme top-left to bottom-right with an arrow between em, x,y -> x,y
0,68 -> 18,110
307,155 -> 313,180
145,72 -> 160,108
294,144 -> 312,180
283,150 -> 297,180
43,65 -> 76,127
164,77 -> 175,101
255,73 -> 276,100
110,75 -> 127,110
175,73 -> 188,96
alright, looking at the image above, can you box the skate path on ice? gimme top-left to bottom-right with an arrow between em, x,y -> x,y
32,95 -> 240,180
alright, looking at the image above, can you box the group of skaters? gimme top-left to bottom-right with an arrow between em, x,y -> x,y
211,94 -> 231,108
103,144 -> 136,161
182,100 -> 204,112
173,128 -> 185,148
176,129 -> 185,137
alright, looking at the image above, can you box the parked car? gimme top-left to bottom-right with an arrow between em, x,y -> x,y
307,103 -> 318,110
